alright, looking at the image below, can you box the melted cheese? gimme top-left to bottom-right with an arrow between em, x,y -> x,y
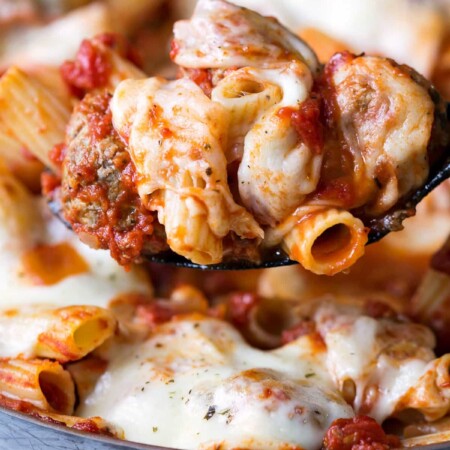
173,0 -> 319,73
79,317 -> 353,450
0,305 -> 53,359
314,302 -> 437,422
0,198 -> 153,309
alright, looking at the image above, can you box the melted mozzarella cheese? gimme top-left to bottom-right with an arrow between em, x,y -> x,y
79,317 -> 353,450
0,198 -> 153,309
0,305 -> 52,358
314,302 -> 436,422
173,0 -> 319,73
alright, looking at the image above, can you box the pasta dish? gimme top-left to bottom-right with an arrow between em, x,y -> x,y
0,0 -> 449,449
26,0 -> 449,275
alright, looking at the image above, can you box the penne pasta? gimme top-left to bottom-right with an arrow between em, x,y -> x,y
0,358 -> 75,415
0,305 -> 117,363
282,208 -> 368,276
0,67 -> 71,172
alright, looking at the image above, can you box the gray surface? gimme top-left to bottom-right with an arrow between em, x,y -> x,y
0,407 -> 171,450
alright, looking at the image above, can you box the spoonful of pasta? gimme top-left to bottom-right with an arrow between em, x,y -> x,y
2,0 -> 448,275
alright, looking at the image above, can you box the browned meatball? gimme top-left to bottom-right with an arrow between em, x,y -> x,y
60,90 -> 167,266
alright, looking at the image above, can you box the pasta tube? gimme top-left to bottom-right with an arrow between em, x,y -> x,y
111,77 -> 262,265
0,67 -> 71,172
0,305 -> 116,363
0,129 -> 45,192
282,209 -> 368,276
397,355 -> 450,421
211,69 -> 282,162
236,61 -> 322,225
0,359 -> 75,415
0,162 -> 43,252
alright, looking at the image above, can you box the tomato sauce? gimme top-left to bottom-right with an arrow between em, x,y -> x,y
322,416 -> 400,450
181,68 -> 214,96
309,52 -> 358,209
61,39 -> 112,97
277,97 -> 324,155
21,242 -> 89,286
227,292 -> 260,327
61,33 -> 141,98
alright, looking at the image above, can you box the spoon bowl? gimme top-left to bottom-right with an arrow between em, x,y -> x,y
48,154 -> 450,271
142,154 -> 449,270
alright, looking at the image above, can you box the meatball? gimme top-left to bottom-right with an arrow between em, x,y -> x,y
316,52 -> 449,235
60,90 -> 167,266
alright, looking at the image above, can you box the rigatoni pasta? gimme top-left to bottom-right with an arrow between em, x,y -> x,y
0,130 -> 45,192
0,159 -> 43,251
0,66 -> 70,172
211,68 -> 282,163
0,305 -> 116,363
0,359 -> 75,415
281,208 -> 368,276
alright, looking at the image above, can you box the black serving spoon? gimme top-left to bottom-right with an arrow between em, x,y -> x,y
48,155 -> 450,271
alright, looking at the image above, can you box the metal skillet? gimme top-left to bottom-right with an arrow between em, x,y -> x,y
1,406 -> 450,450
